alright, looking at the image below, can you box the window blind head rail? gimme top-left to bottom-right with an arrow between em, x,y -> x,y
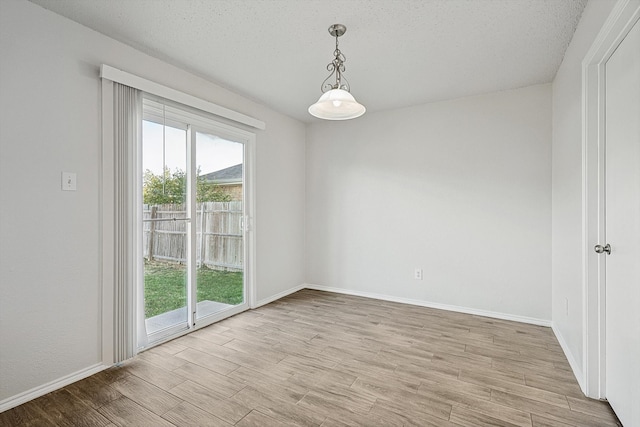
100,64 -> 266,131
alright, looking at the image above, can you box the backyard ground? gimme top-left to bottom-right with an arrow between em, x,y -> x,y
144,260 -> 243,318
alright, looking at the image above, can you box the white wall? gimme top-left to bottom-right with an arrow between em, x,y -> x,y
0,0 -> 305,403
306,84 -> 552,321
551,0 -> 617,378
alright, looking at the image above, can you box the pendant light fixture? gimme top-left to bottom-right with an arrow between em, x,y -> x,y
308,24 -> 366,120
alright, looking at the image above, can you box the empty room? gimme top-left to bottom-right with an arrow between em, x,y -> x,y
1,0 -> 639,426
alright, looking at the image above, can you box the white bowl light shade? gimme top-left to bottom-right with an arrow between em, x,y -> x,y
308,88 -> 366,120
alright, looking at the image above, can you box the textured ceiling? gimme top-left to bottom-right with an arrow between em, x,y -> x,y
28,0 -> 587,122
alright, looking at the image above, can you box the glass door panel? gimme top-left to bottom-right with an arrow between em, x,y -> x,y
142,120 -> 189,336
194,131 -> 245,319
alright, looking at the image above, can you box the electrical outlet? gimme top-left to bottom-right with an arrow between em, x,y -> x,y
414,268 -> 423,280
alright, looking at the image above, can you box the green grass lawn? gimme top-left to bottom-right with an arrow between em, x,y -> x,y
144,261 -> 243,318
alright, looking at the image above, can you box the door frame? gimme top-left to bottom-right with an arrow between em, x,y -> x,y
141,104 -> 258,347
582,0 -> 640,399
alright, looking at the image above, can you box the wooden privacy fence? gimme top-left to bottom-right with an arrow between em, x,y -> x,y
143,202 -> 243,271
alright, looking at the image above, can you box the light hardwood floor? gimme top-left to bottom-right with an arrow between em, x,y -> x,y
1,289 -> 620,426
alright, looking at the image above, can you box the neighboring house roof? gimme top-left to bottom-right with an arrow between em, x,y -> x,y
202,163 -> 243,184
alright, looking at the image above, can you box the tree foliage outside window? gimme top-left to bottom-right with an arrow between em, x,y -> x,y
143,167 -> 231,204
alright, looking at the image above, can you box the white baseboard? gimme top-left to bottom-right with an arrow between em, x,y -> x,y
551,322 -> 585,393
304,283 -> 552,327
0,363 -> 108,413
253,284 -> 306,309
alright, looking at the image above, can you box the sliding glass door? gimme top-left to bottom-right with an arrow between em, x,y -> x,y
194,131 -> 245,320
141,97 -> 251,344
142,120 -> 189,336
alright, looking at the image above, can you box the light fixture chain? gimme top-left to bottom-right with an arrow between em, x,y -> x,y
320,29 -> 350,93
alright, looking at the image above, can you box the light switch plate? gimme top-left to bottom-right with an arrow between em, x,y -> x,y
62,172 -> 77,191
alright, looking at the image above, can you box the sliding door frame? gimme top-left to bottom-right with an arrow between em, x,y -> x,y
141,99 -> 257,348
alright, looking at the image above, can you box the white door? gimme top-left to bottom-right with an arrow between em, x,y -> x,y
604,17 -> 640,427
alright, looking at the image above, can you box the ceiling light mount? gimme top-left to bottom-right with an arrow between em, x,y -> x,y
308,23 -> 365,120
328,23 -> 346,38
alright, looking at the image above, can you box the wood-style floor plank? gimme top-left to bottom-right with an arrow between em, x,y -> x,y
120,357 -> 187,391
0,399 -> 56,426
449,405 -> 523,427
1,289 -> 620,426
168,380 -> 252,424
417,383 -> 533,426
161,401 -> 233,427
230,386 -> 326,426
97,396 -> 175,426
32,389 -> 111,427
65,375 -> 123,410
235,409 -> 292,427
110,375 -> 182,416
